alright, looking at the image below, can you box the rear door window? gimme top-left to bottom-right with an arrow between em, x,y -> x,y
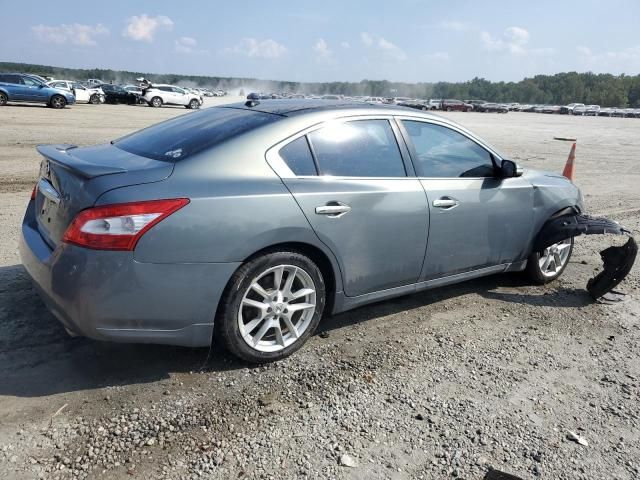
402,121 -> 495,178
308,119 -> 406,177
279,137 -> 317,176
114,107 -> 281,161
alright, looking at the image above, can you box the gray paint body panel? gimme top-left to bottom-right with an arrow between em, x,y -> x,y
20,102 -> 584,347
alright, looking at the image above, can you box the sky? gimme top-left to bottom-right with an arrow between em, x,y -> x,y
3,0 -> 640,84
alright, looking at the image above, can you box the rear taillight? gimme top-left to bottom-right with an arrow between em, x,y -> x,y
63,198 -> 189,251
31,183 -> 38,200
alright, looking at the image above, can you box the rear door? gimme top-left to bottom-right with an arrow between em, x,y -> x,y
6,75 -> 29,100
398,118 -> 533,280
270,117 -> 429,297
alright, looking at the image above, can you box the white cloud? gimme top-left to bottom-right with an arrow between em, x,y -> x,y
123,14 -> 173,42
341,41 -> 351,49
360,33 -> 407,62
377,37 -> 407,61
227,38 -> 287,59
439,21 -> 468,32
360,32 -> 374,46
576,45 -> 640,70
313,38 -> 332,59
31,23 -> 108,46
481,26 -> 551,56
175,36 -> 197,53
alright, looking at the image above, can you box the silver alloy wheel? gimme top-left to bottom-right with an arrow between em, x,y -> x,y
152,97 -> 162,107
51,96 -> 65,108
238,265 -> 316,352
538,239 -> 572,277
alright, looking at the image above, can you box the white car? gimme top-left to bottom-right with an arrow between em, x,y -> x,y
47,80 -> 104,104
142,84 -> 203,109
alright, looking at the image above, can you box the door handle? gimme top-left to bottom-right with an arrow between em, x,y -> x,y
432,197 -> 460,209
315,202 -> 351,217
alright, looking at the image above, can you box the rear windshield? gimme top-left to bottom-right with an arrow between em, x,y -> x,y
113,107 -> 280,161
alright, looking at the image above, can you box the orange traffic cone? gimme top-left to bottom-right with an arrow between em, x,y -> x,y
562,143 -> 576,180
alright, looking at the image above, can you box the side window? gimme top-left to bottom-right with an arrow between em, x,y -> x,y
172,87 -> 185,94
402,121 -> 495,178
279,136 -> 317,176
308,119 -> 406,177
22,77 -> 41,87
7,75 -> 23,85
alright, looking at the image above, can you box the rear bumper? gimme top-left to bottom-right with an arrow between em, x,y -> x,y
19,201 -> 240,347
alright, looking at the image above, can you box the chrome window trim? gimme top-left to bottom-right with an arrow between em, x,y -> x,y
266,114 -> 413,180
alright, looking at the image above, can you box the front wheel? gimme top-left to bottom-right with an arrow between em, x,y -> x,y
525,238 -> 573,284
188,99 -> 200,109
446,107 -> 453,112
150,96 -> 163,107
49,95 -> 66,109
0,92 -> 7,106
217,251 -> 326,363
89,94 -> 100,104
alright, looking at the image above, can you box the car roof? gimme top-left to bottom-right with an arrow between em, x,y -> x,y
221,99 -> 437,117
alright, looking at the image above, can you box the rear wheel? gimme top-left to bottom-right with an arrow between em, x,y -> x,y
150,96 -> 163,107
217,251 -> 326,363
446,107 -> 453,112
0,92 -> 7,106
49,95 -> 66,109
525,238 -> 573,284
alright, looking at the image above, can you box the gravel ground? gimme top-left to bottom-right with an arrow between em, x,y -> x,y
0,101 -> 638,480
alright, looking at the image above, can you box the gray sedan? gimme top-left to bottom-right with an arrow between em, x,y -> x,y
21,100 -> 587,362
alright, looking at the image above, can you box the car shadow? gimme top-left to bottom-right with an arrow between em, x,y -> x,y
0,265 -> 238,398
0,263 -> 593,398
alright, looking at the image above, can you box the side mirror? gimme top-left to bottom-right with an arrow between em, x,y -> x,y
500,159 -> 523,178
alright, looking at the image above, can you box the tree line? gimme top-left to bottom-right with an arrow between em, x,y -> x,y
2,62 -> 639,107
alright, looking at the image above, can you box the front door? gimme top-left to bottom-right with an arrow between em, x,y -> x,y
399,119 -> 533,280
276,118 -> 430,297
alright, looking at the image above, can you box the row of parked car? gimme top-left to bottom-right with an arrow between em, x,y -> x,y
0,72 -> 230,109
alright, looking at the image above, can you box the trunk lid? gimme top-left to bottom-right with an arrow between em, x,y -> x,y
35,143 -> 174,247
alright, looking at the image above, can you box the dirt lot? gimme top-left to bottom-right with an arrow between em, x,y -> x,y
0,100 -> 639,480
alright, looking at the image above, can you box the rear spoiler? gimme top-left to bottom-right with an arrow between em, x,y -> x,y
36,144 -> 126,179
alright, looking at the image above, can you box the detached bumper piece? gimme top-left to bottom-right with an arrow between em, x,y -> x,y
534,214 -> 638,301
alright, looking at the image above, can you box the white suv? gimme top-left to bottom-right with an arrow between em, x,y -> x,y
142,84 -> 203,109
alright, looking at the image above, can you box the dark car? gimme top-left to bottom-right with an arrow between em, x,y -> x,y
440,99 -> 473,112
396,100 -> 429,111
100,84 -> 139,105
476,102 -> 509,113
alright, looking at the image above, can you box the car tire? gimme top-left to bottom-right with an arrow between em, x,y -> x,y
188,99 -> 200,109
49,95 -> 66,109
216,251 -> 326,363
150,96 -> 163,108
525,237 -> 574,284
0,92 -> 7,106
446,107 -> 453,112
89,94 -> 100,105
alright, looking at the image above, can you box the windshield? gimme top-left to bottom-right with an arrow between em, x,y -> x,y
113,107 -> 281,161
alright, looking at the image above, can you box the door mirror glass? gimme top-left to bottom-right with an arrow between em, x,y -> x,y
500,159 -> 522,178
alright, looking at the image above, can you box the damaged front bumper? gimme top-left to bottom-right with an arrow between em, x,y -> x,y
534,214 -> 638,300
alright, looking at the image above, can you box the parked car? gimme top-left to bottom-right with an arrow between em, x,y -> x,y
142,84 -> 202,109
86,78 -> 103,86
397,100 -> 430,111
47,80 -> 104,104
464,100 -> 488,108
0,73 -> 75,108
20,100 -> 606,363
476,102 -> 509,113
584,105 -> 600,116
100,84 -> 139,105
560,103 -> 584,114
440,99 -> 473,112
572,105 -> 587,115
541,105 -> 561,114
598,108 -> 613,117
